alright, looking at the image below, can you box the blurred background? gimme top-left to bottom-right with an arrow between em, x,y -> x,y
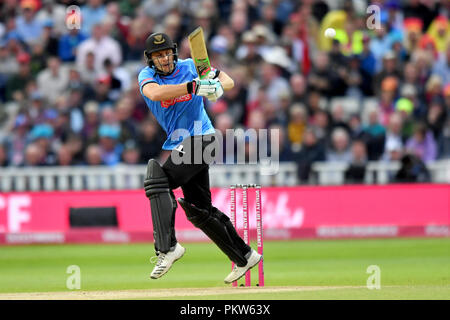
0,0 -> 449,190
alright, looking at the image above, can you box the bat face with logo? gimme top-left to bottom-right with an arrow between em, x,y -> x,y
188,27 -> 212,79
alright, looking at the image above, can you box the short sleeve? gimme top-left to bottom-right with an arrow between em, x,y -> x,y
138,67 -> 157,95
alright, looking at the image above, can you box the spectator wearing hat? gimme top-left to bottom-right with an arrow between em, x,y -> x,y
15,0 -> 43,45
5,52 -> 32,101
36,56 -> 69,105
27,123 -> 56,165
378,76 -> 398,127
97,123 -> 122,166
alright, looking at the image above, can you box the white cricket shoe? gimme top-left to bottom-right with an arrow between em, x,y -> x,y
150,243 -> 186,279
224,249 -> 262,284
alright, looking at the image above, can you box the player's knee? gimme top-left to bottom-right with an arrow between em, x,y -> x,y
177,198 -> 210,228
144,159 -> 170,199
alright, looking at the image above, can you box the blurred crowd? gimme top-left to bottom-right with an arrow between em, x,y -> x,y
0,0 -> 448,184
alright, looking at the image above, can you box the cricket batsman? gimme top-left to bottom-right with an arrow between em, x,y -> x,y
138,32 -> 262,283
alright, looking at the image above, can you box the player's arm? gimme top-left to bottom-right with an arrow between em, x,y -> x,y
142,82 -> 188,101
142,80 -> 218,101
217,70 -> 234,91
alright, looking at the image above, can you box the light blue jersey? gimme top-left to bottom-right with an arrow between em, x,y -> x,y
138,58 -> 215,150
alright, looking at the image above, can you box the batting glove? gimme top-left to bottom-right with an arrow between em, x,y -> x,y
187,78 -> 218,97
206,80 -> 224,102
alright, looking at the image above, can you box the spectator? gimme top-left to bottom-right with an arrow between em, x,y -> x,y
137,119 -> 164,163
287,103 -> 308,148
77,51 -> 98,87
81,100 -> 100,144
327,127 -> 352,162
5,52 -> 32,101
121,140 -> 140,165
362,109 -> 386,161
36,56 -> 69,105
97,124 -> 122,166
405,122 -> 438,163
330,104 -> 352,137
378,76 -> 398,127
345,140 -> 367,184
28,123 -> 56,165
76,23 -> 122,74
22,143 -> 45,167
289,73 -> 308,105
35,0 -> 67,36
80,0 -> 107,35
394,153 -> 431,183
116,96 -> 138,143
308,51 -> 332,96
431,42 -> 449,85
15,0 -> 43,45
85,143 -> 104,165
270,124 -> 296,162
58,28 -> 89,62
0,142 -> 9,167
56,144 -> 74,166
383,112 -> 405,161
426,99 -> 447,158
296,127 -> 326,183
348,113 -> 364,140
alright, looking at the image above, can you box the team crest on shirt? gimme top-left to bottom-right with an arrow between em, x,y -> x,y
161,94 -> 193,108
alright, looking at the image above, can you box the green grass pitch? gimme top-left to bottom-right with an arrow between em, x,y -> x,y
0,238 -> 448,299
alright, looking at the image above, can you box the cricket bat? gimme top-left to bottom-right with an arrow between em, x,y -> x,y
188,27 -> 212,79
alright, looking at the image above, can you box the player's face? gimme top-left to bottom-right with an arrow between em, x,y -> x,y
152,49 -> 175,74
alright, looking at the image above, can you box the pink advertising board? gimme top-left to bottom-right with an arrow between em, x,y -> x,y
0,184 -> 448,244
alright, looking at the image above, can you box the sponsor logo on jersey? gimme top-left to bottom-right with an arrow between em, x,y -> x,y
161,94 -> 193,108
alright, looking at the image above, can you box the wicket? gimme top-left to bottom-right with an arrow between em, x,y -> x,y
230,184 -> 264,287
